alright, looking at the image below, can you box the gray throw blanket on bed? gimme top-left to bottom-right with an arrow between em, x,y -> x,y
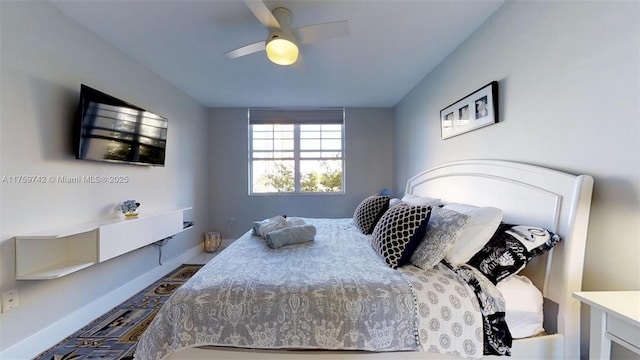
265,224 -> 316,249
135,218 -> 419,360
252,216 -> 307,238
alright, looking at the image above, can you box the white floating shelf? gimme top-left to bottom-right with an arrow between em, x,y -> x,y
18,261 -> 96,280
15,208 -> 193,280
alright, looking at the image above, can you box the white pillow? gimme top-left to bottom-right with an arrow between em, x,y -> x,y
389,198 -> 404,208
442,203 -> 502,265
497,275 -> 544,338
401,194 -> 440,207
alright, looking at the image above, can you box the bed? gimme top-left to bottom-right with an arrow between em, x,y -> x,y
135,160 -> 593,360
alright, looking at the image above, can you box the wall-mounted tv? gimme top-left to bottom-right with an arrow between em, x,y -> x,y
74,84 -> 168,166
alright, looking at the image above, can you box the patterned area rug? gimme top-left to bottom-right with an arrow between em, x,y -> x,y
34,264 -> 203,360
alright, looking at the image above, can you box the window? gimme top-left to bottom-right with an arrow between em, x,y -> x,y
249,109 -> 344,194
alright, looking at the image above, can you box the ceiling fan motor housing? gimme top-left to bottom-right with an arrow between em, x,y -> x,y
265,7 -> 298,65
272,7 -> 292,27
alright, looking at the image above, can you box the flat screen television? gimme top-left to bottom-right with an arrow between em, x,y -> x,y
74,84 -> 168,166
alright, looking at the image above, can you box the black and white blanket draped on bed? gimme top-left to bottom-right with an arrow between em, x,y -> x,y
135,218 -> 510,360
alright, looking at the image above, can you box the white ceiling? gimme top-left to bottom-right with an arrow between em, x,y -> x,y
49,0 -> 504,108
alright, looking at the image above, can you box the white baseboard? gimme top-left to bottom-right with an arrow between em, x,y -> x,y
0,244 -> 202,360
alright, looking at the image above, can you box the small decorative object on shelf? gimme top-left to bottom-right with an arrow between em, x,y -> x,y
204,232 -> 222,253
119,200 -> 141,219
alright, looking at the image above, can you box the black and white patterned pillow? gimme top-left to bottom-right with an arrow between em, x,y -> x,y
467,223 -> 561,284
410,208 -> 471,270
353,195 -> 390,234
371,205 -> 432,269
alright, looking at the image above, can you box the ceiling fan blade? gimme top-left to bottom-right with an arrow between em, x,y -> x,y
245,0 -> 280,29
294,20 -> 349,45
225,40 -> 266,59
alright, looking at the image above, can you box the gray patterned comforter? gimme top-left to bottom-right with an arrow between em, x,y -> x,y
136,218 -> 420,359
135,218 -> 488,360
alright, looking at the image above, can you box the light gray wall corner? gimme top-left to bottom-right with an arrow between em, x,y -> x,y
0,1 -> 209,354
393,1 -> 640,359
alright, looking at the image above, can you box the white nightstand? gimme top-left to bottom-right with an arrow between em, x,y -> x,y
573,291 -> 640,359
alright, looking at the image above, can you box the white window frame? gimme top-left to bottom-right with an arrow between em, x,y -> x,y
248,108 -> 345,195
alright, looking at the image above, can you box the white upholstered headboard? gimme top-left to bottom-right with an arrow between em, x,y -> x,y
405,160 -> 593,359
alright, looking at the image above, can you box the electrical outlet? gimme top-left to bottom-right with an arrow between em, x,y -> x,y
2,289 -> 19,312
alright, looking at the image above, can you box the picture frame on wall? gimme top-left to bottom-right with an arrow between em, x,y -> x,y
440,81 -> 498,139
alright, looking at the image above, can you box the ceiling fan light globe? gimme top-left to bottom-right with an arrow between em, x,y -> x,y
266,38 -> 299,66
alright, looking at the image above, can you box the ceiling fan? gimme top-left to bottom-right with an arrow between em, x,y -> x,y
225,0 -> 349,66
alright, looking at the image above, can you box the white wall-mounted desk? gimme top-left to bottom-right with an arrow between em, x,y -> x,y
15,208 -> 193,280
573,291 -> 640,359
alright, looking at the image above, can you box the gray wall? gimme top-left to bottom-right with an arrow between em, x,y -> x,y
0,1 -> 209,353
394,1 -> 639,358
208,108 -> 394,238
